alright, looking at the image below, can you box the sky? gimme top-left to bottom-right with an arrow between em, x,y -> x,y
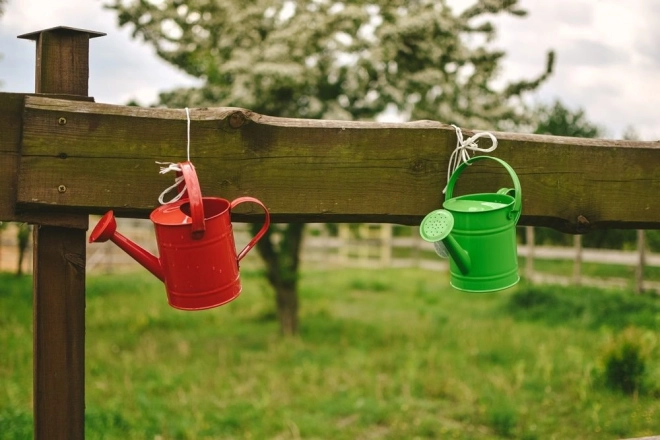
0,0 -> 658,140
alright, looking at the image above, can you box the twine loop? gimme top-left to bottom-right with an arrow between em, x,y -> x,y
157,108 -> 192,204
444,124 -> 498,193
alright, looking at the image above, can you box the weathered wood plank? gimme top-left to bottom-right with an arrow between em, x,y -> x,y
0,93 -> 23,221
18,96 -> 660,232
0,92 -> 90,226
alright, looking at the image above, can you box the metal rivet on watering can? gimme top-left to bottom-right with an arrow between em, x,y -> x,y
58,117 -> 67,125
419,155 -> 522,293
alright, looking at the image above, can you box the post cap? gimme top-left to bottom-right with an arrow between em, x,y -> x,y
17,26 -> 106,40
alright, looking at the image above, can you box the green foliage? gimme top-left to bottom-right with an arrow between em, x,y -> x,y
600,327 -> 652,395
646,230 -> 660,253
506,283 -> 660,330
107,0 -> 553,128
533,100 -> 604,138
3,269 -> 660,438
0,408 -> 32,439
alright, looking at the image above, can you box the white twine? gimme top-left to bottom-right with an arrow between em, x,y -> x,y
157,107 -> 192,204
185,107 -> 191,162
444,124 -> 498,193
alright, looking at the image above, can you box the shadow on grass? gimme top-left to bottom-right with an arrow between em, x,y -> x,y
505,283 -> 660,330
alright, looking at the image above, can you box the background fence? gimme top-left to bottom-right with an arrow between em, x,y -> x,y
1,220 -> 658,293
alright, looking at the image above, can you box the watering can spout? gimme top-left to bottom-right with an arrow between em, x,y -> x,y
89,211 -> 165,282
440,234 -> 471,275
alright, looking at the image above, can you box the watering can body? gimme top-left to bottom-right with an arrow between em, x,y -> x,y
150,196 -> 265,310
420,156 -> 521,292
89,162 -> 270,311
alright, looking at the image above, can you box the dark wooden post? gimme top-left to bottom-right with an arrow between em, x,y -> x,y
18,26 -> 105,440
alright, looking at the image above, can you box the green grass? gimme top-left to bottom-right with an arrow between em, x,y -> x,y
1,269 -> 660,439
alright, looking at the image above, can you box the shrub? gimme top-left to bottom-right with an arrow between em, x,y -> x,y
600,327 -> 649,394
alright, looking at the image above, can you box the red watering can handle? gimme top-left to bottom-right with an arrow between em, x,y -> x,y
179,161 -> 206,239
230,197 -> 271,262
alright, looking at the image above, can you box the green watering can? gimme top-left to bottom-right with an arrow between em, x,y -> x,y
419,156 -> 522,292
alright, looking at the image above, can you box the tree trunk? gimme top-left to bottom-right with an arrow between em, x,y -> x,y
275,283 -> 299,336
251,223 -> 305,336
16,223 -> 30,276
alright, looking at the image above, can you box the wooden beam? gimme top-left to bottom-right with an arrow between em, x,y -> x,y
0,93 -> 90,226
17,96 -> 660,232
18,26 -> 103,440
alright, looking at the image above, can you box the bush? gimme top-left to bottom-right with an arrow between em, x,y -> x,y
600,327 -> 649,395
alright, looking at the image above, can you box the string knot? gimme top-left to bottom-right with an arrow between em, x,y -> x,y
444,125 -> 498,193
156,162 -> 186,204
156,107 -> 192,204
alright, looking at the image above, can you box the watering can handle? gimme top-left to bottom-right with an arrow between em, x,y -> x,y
179,161 -> 206,239
444,156 -> 522,222
231,197 -> 271,262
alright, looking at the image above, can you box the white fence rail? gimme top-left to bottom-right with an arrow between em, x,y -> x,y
1,221 -> 657,292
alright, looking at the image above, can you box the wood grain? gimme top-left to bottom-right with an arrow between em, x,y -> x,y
32,225 -> 86,440
18,96 -> 660,232
0,93 -> 90,226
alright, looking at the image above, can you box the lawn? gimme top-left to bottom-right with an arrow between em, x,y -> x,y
1,268 -> 659,439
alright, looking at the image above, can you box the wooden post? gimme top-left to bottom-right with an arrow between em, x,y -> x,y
573,234 -> 583,286
525,226 -> 535,282
338,224 -> 349,266
380,224 -> 392,267
635,230 -> 646,294
411,227 -> 421,269
18,26 -> 105,440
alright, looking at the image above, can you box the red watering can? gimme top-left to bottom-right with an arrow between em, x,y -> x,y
89,161 -> 270,311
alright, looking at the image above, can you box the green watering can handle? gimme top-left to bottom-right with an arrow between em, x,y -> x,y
444,155 -> 522,222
